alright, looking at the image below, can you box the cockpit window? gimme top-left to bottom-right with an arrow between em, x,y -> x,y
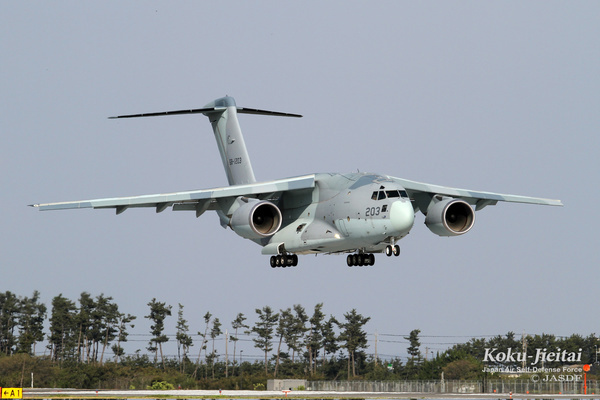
372,190 -> 409,200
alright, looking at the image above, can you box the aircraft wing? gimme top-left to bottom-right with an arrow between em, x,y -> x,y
392,176 -> 563,212
31,174 -> 316,216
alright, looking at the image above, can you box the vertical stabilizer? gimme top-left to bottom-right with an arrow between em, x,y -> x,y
202,96 -> 256,185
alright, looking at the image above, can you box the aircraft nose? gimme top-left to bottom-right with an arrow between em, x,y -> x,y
390,200 -> 415,234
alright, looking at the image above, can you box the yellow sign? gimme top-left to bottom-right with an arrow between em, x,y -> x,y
1,388 -> 23,399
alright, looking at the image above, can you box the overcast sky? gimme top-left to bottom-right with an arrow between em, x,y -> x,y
2,1 -> 598,362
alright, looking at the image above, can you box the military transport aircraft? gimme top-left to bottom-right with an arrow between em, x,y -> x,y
32,96 -> 562,267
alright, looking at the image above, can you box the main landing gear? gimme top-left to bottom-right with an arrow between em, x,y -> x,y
270,254 -> 299,268
347,253 -> 375,267
385,244 -> 400,257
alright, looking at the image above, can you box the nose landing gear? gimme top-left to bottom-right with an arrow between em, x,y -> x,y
385,244 -> 400,257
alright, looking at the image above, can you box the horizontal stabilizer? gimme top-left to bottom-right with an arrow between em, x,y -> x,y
236,107 -> 302,118
109,102 -> 302,119
108,108 -> 215,119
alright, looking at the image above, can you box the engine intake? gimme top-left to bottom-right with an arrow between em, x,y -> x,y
230,198 -> 282,240
425,198 -> 475,237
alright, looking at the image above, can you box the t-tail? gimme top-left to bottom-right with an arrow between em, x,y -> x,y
110,96 -> 302,186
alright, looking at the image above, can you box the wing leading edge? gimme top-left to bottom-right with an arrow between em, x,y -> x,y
392,176 -> 563,213
31,175 -> 315,216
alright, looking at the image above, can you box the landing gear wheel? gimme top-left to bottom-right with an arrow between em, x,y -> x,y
347,253 -> 375,267
368,253 -> 375,266
357,254 -> 364,266
393,244 -> 400,256
385,245 -> 393,257
271,253 -> 299,268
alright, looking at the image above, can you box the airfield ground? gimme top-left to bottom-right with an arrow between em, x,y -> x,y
22,388 -> 600,399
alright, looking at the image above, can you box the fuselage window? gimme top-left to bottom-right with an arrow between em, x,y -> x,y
386,190 -> 400,198
399,190 -> 408,198
371,191 -> 378,200
378,191 -> 386,200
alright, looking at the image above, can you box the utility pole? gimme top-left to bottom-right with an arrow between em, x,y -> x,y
522,331 -> 527,369
374,331 -> 378,362
225,330 -> 229,377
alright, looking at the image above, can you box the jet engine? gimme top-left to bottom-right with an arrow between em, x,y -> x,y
425,197 -> 475,237
230,198 -> 282,240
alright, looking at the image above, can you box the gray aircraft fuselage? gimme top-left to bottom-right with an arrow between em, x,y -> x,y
261,173 -> 415,255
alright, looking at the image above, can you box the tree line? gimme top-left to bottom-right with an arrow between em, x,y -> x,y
0,291 -> 374,378
0,290 -> 598,389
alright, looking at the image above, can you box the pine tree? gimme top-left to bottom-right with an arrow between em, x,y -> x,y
209,317 -> 222,379
251,306 -> 279,374
230,312 -> 248,375
338,308 -> 370,378
145,298 -> 172,369
76,292 -> 95,363
96,294 -> 119,365
112,312 -> 136,362
307,303 -> 325,375
16,291 -> 47,355
286,304 -> 308,362
322,315 -> 339,363
274,307 -> 294,377
192,311 -> 212,379
405,329 -> 421,362
48,294 -> 78,364
175,303 -> 192,373
0,291 -> 20,355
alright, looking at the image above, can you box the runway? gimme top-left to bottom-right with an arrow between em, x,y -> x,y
22,388 -> 600,399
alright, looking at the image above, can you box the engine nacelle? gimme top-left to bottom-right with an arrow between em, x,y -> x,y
425,197 -> 475,237
230,198 -> 282,240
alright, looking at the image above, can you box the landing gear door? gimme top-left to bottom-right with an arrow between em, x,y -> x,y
336,219 -> 350,237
